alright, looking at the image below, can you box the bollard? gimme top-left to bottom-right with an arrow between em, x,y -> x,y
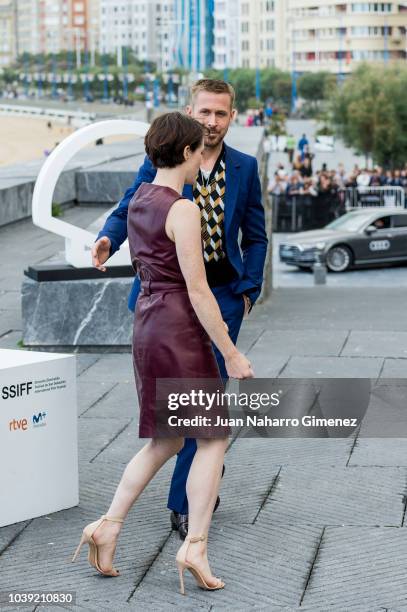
313,251 -> 327,285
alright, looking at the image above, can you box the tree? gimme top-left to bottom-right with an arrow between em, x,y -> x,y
298,71 -> 335,103
331,63 -> 407,168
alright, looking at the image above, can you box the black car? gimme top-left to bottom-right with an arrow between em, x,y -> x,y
279,208 -> 407,272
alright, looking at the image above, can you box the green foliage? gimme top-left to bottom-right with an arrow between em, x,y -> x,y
52,202 -> 63,217
267,112 -> 287,136
246,96 -> 262,109
298,71 -> 336,103
331,63 -> 407,168
202,68 -> 292,112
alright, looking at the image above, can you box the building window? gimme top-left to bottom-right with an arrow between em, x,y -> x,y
241,40 -> 249,51
351,3 -> 392,12
241,22 -> 249,33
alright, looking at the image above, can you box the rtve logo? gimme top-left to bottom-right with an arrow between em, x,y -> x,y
9,411 -> 47,432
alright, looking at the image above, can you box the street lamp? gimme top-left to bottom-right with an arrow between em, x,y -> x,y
254,20 -> 261,101
287,14 -> 297,114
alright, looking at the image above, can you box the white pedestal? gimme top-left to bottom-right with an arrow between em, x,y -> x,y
0,349 -> 78,527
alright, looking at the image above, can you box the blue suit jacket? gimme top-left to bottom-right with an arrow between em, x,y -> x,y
97,143 -> 268,312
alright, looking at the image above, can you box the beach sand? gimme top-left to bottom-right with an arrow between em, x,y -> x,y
0,115 -> 136,167
0,116 -> 75,167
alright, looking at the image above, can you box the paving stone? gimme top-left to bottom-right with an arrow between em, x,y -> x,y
130,523 -> 322,610
83,382 -> 138,419
0,520 -> 30,554
357,384 -> 407,438
235,321 -> 266,354
75,354 -> 101,376
213,438 -> 282,524
381,358 -> 407,380
248,329 -> 348,359
279,356 -> 384,378
234,437 -> 354,467
77,416 -> 132,464
79,354 -> 134,383
0,291 -> 20,310
0,329 -> 23,349
349,439 -> 407,468
0,310 -> 22,335
91,416 -> 144,465
342,332 -> 407,359
300,527 -> 407,610
77,379 -> 116,417
264,288 -> 407,332
256,465 -> 406,527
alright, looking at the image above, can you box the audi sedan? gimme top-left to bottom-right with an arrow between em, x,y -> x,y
279,208 -> 407,272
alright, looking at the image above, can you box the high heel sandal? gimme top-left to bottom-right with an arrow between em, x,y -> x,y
71,514 -> 124,577
176,534 -> 225,595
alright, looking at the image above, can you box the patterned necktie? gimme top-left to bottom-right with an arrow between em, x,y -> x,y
194,159 -> 226,262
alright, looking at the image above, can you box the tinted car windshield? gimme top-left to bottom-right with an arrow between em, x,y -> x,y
327,213 -> 376,232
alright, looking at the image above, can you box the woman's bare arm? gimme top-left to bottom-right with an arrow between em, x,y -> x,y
166,199 -> 253,379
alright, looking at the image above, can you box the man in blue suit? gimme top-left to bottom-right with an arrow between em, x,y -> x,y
92,79 -> 268,539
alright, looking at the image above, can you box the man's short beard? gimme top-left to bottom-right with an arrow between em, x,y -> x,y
204,134 -> 224,148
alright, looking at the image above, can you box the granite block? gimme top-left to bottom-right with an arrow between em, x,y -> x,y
22,276 -> 134,346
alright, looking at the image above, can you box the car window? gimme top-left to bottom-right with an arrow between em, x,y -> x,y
372,216 -> 391,230
327,213 -> 372,232
391,215 -> 407,228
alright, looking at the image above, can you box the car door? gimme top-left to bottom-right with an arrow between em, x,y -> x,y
389,214 -> 407,259
358,215 -> 395,262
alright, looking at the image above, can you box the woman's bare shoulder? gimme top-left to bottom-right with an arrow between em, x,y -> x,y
171,198 -> 200,216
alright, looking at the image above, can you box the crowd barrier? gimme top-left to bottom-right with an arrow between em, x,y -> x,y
345,186 -> 405,209
272,186 -> 407,232
271,192 -> 346,232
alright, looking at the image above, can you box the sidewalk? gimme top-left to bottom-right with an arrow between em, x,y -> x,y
1,211 -> 407,611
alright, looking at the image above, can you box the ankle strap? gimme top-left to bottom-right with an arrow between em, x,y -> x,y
186,534 -> 206,543
101,514 -> 124,523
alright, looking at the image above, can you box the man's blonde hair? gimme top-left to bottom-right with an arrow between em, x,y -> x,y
190,79 -> 236,110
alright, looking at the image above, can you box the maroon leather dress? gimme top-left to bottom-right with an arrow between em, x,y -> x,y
127,183 -> 230,438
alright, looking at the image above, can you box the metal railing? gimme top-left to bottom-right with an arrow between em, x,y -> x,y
345,186 -> 406,209
271,192 -> 345,233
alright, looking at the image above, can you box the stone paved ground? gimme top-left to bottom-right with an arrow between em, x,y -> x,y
0,207 -> 407,611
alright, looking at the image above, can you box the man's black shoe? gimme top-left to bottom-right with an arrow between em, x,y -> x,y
170,511 -> 189,540
170,495 -> 221,540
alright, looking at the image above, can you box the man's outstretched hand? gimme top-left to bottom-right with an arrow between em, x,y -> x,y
91,236 -> 111,272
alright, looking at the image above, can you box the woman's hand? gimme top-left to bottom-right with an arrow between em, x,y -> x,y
225,351 -> 254,379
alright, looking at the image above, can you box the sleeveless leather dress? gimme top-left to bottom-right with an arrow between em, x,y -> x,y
127,183 -> 230,438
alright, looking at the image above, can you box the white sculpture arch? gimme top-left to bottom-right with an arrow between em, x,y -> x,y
32,119 -> 149,267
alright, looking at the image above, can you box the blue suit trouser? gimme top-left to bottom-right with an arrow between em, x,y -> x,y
166,284 -> 245,514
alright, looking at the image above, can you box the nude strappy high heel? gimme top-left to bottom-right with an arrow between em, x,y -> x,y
71,514 -> 124,577
176,534 -> 225,595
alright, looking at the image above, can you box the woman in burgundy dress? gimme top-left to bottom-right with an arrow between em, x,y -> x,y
72,112 -> 253,594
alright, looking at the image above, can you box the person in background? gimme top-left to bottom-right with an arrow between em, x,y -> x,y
298,133 -> 309,159
285,134 -> 296,165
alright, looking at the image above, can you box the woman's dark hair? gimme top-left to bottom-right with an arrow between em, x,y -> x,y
144,112 -> 205,168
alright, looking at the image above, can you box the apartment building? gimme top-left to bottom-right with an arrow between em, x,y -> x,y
213,0 -> 286,70
286,1 -> 407,74
0,0 -> 17,65
99,0 -> 175,70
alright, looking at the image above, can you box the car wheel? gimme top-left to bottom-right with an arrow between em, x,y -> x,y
326,245 -> 352,272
